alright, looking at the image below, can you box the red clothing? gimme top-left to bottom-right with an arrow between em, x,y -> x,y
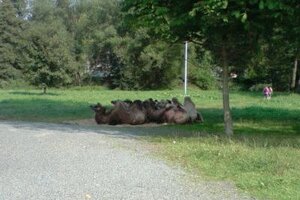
263,87 -> 269,95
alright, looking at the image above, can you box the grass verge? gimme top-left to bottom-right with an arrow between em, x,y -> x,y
146,133 -> 299,200
0,87 -> 299,199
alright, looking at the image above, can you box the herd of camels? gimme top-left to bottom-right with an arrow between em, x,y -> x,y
90,96 -> 203,125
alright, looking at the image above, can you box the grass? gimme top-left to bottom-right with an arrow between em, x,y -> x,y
0,87 -> 299,199
149,134 -> 299,200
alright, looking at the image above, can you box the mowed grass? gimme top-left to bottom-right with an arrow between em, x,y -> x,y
0,87 -> 299,199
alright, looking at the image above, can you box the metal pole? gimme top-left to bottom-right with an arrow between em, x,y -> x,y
184,41 -> 188,96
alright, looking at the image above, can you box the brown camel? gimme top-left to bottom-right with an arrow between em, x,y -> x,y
91,101 -> 146,125
91,97 -> 202,125
143,99 -> 168,123
90,103 -> 114,124
162,101 -> 189,124
183,96 -> 204,122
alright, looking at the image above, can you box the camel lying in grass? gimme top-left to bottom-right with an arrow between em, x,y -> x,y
91,100 -> 146,125
91,97 -> 203,125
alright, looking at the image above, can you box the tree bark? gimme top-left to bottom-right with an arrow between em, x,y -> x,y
221,42 -> 233,136
291,58 -> 298,90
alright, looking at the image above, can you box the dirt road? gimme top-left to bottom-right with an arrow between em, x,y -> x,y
0,121 -> 252,200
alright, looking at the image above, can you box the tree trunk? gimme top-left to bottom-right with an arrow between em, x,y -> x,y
291,58 -> 298,90
76,72 -> 81,86
297,76 -> 300,93
221,42 -> 233,136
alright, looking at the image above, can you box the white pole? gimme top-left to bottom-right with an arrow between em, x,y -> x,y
184,41 -> 188,96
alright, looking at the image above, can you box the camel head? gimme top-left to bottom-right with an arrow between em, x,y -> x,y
90,103 -> 106,114
90,103 -> 110,124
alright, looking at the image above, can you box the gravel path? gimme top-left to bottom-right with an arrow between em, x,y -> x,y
0,121 -> 252,200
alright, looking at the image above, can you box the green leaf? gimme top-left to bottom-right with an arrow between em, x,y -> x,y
259,1 -> 264,9
222,1 -> 228,9
249,0 -> 259,4
155,7 -> 169,15
232,11 -> 240,18
266,0 -> 276,9
241,13 -> 247,23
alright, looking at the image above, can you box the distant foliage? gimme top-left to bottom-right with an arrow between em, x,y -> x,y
25,21 -> 75,87
249,83 -> 270,92
118,29 -> 182,90
122,0 -> 300,93
0,0 -> 299,91
24,0 -> 76,87
0,0 -> 26,87
188,48 -> 217,90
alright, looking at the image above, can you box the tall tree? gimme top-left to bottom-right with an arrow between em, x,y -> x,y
122,0 -> 292,135
283,1 -> 300,92
0,0 -> 25,87
11,0 -> 27,17
239,1 -> 300,92
71,0 -> 124,87
25,0 -> 77,87
117,28 -> 182,89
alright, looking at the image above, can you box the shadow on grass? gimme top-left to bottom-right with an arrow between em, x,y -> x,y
0,99 -> 299,140
199,107 -> 300,124
9,91 -> 60,96
0,98 -> 92,122
230,90 -> 300,97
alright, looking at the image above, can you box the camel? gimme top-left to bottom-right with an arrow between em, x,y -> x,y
90,103 -> 114,124
183,96 -> 204,122
91,101 -> 147,125
162,99 -> 189,124
91,97 -> 203,125
143,99 -> 168,123
125,100 -> 147,124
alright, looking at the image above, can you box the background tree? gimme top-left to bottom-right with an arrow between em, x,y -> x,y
118,29 -> 182,89
70,0 -> 125,88
11,0 -> 28,17
71,0 -> 186,89
282,1 -> 300,92
187,46 -> 217,90
122,0 -> 295,135
0,0 -> 26,87
1,0 -> 298,98
237,1 -> 300,92
25,0 -> 76,87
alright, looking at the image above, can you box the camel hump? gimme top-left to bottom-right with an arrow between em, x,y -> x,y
184,96 -> 195,107
183,96 -> 199,122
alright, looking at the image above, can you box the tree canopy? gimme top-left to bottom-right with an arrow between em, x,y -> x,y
122,0 -> 300,135
1,0 -> 299,134
0,0 -> 26,87
0,0 -> 298,92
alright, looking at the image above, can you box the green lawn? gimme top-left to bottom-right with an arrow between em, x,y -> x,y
0,87 -> 299,199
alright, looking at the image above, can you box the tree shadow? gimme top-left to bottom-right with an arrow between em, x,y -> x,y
230,90 -> 300,98
9,91 -> 60,96
79,105 -> 299,138
0,98 -> 92,122
3,119 -> 298,149
0,98 -> 299,146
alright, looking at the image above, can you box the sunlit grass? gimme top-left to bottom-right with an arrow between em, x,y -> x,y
151,134 -> 300,200
0,87 -> 299,199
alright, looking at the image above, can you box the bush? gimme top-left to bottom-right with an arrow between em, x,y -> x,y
188,50 -> 217,90
249,83 -> 272,92
0,79 -> 32,89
